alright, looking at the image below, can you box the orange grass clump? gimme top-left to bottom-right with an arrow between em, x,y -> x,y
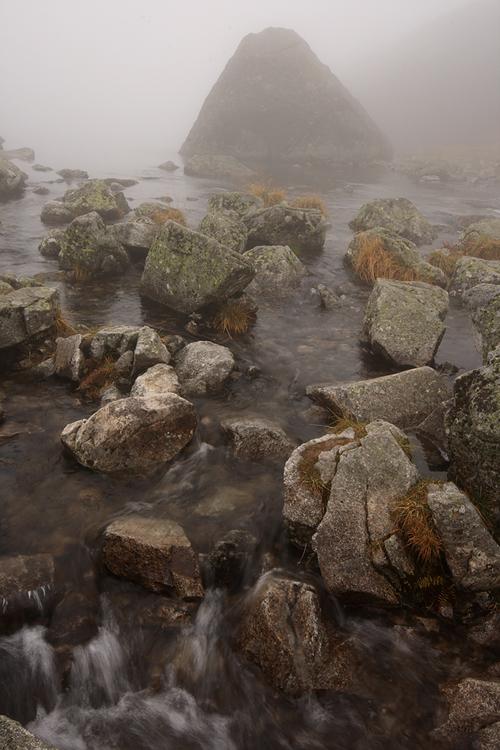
247,183 -> 287,207
212,299 -> 256,337
150,207 -> 187,226
291,195 -> 328,216
352,234 -> 426,284
393,481 -> 443,565
460,234 -> 500,261
78,356 -> 117,400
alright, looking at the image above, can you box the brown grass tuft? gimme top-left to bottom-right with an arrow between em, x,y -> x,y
352,234 -> 428,284
70,265 -> 92,284
291,195 -> 328,216
460,234 -> 500,261
428,247 -> 462,278
212,299 -> 256,337
298,435 -> 352,495
150,207 -> 187,226
393,480 -> 443,565
54,308 -> 78,337
247,183 -> 287,207
78,356 -> 117,400
329,415 -> 367,440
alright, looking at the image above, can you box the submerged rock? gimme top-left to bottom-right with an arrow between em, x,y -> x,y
363,279 -> 449,367
244,245 -> 306,299
181,27 -> 390,167
131,363 -> 180,397
57,211 -> 129,279
221,416 -> 295,462
175,340 -> 235,396
349,198 -> 437,246
141,221 -> 254,314
102,515 -> 203,598
0,285 -> 59,350
183,153 -> 255,180
244,204 -> 327,254
61,394 -> 197,474
0,715 -> 57,750
198,211 -> 248,254
0,157 -> 27,199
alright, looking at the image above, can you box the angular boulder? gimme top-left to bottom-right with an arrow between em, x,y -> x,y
102,515 -> 203,598
62,179 -> 129,221
61,394 -> 197,474
54,334 -> 84,382
57,211 -> 129,278
132,325 -> 170,375
0,157 -> 27,199
363,279 -> 449,367
450,257 -> 500,297
113,215 -> 157,257
175,340 -> 235,396
244,244 -> 306,299
181,27 -> 390,167
349,198 -> 437,246
141,221 -> 254,314
207,191 -> 262,219
89,324 -> 141,360
131,363 -> 180,397
465,283 -> 500,362
198,211 -> 248,254
221,416 -> 295,462
244,204 -> 327,254
0,285 -> 59,350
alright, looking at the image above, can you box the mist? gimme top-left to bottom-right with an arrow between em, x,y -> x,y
0,0 -> 482,171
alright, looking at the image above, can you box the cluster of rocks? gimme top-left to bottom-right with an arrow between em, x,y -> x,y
40,179 -> 129,226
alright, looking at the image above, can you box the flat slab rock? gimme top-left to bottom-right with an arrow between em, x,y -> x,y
102,515 -> 203,598
307,366 -> 451,432
221,415 -> 295,462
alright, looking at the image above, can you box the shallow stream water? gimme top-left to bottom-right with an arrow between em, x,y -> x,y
0,157 -> 498,749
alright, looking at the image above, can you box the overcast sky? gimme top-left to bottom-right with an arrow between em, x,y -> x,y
0,0 -> 472,170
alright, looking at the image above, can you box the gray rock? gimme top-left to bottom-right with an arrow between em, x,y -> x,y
0,157 -> 27,199
221,416 -> 295,462
244,245 -> 306,299
57,212 -> 129,279
90,325 -> 140,360
39,229 -> 65,259
61,394 -> 197,474
434,678 -> 500,742
158,160 -> 179,171
183,153 -> 256,180
450,257 -> 500,297
465,284 -> 500,361
102,515 -> 203,598
54,334 -> 84,382
0,553 -> 55,617
40,200 -> 73,225
141,221 -> 254,314
56,168 -> 88,180
113,215 -> 157,255
427,482 -> 500,592
207,192 -> 263,219
363,279 -> 449,367
446,348 -> 500,521
307,366 -> 451,433
0,715 -> 56,750
349,198 -> 438,246
132,326 -> 170,375
313,283 -> 340,310
47,179 -> 129,224
175,340 -> 235,396
199,211 -> 248,253
114,349 -> 134,376
244,204 -> 327,254
100,385 -> 122,405
131,364 -> 180,397
33,164 -> 52,172
0,285 -> 59,350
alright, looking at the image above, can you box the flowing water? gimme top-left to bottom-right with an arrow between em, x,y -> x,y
0,156 -> 498,749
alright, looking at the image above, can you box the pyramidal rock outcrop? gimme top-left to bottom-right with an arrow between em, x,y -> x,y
181,27 -> 391,171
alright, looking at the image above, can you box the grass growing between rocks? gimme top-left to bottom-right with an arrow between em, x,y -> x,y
298,435 -> 351,496
212,299 -> 256,337
150,207 -> 187,226
247,183 -> 287,207
429,235 -> 500,279
291,195 -> 328,216
329,415 -> 367,439
54,308 -> 78,337
352,234 -> 428,285
428,246 -> 463,278
70,264 -> 93,284
78,356 -> 117,401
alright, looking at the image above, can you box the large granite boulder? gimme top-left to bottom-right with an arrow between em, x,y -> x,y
0,285 -> 59,350
41,179 -> 129,225
181,27 -> 390,168
363,279 -> 449,367
175,340 -> 235,396
450,257 -> 500,297
183,154 -> 255,180
433,679 -> 500,746
102,515 -> 203,598
56,212 -> 129,278
446,347 -> 500,521
244,245 -> 306,299
141,221 -> 254,314
0,157 -> 27,199
465,283 -> 500,361
61,394 -> 197,474
0,716 -> 56,750
198,211 -> 248,254
221,415 -> 295,462
349,198 -> 437,246
207,192 -> 262,219
345,228 -> 446,287
244,204 -> 327,254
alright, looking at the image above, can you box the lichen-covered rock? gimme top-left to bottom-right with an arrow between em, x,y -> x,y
363,279 -> 449,367
62,179 -> 129,221
446,347 -> 500,520
345,228 -> 446,287
244,244 -> 307,298
0,553 -> 55,619
349,198 -> 438,245
244,204 -> 327,254
175,340 -> 235,396
40,200 -> 73,226
457,217 -> 500,250
221,416 -> 295,462
465,284 -> 500,361
131,364 -> 180,397
38,228 -> 65,259
54,334 -> 84,382
89,325 -> 141,360
450,257 -> 500,297
0,715 -> 57,750
426,482 -> 500,592
0,156 -> 27,199
199,211 -> 248,253
61,394 -> 197,474
433,679 -> 500,744
141,221 -> 254,314
57,212 -> 129,278
132,326 -> 170,375
102,515 -> 203,598
207,191 -> 262,219
0,285 -> 59,350
113,215 -> 157,256
307,367 -> 450,434
183,153 -> 256,180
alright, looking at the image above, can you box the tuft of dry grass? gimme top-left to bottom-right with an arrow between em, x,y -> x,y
212,299 -> 256,337
329,415 -> 367,440
428,247 -> 462,278
54,308 -> 78,337
78,356 -> 117,400
460,234 -> 500,261
298,435 -> 351,495
291,195 -> 328,216
247,183 -> 287,207
70,265 -> 92,284
352,234 -> 427,285
393,481 -> 443,565
150,207 -> 187,226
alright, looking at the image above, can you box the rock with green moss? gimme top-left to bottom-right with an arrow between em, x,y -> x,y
349,198 -> 438,246
450,257 -> 500,297
0,284 -> 59,349
57,211 -> 129,278
363,279 -> 449,367
63,179 -> 129,221
207,191 -> 263,219
345,228 -> 447,287
244,204 -> 327,253
141,221 -> 254,314
465,284 -> 500,361
0,156 -> 27,200
446,346 -> 500,524
199,211 -> 248,253
39,227 -> 65,258
244,244 -> 306,299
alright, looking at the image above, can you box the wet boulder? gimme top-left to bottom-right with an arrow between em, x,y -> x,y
198,211 -> 248,254
465,283 -> 500,362
0,157 -> 27,200
0,285 -> 59,350
61,393 -> 197,474
363,279 -> 449,367
183,153 -> 256,180
345,228 -> 446,287
141,221 -> 254,314
57,212 -> 129,279
62,179 -> 129,221
349,198 -> 438,246
132,325 -> 170,375
446,347 -> 500,521
433,678 -> 500,746
0,553 -> 55,620
426,482 -> 500,592
89,325 -> 141,360
221,416 -> 295,463
54,334 -> 85,382
113,215 -> 157,257
102,515 -> 203,598
175,340 -> 235,396
40,200 -> 73,226
244,204 -> 327,254
206,529 -> 257,588
131,363 -> 180,397
38,228 -> 65,259
0,715 -> 57,750
450,257 -> 500,297
207,191 -> 262,219
244,245 -> 306,299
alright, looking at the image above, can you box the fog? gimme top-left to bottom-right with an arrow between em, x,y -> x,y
0,0 -> 494,171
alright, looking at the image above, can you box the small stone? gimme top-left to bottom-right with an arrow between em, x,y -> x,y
132,326 -> 170,375
131,364 -> 180,397
221,415 -> 295,462
175,340 -> 235,396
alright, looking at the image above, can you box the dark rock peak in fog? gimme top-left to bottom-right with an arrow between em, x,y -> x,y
181,26 -> 391,168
